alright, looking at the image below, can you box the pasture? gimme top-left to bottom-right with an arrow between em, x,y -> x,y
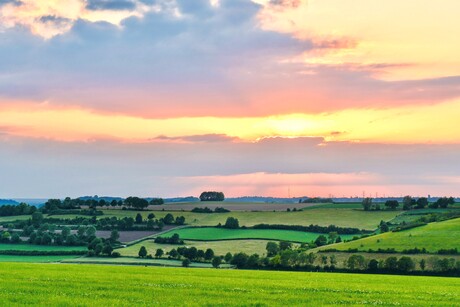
62,257 -> 231,268
324,217 -> 460,252
160,227 -> 356,243
0,263 -> 458,306
119,239 -> 276,256
99,208 -> 401,230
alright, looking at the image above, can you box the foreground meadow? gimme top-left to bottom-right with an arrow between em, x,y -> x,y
0,263 -> 458,306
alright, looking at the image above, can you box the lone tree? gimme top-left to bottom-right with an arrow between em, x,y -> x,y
212,256 -> 222,268
135,213 -> 143,224
362,198 -> 373,211
384,200 -> 399,210
402,196 -> 415,210
415,197 -> 428,209
155,249 -> 164,258
182,258 -> 191,267
199,191 -> 225,201
224,217 -> 239,229
266,242 -> 279,257
138,246 -> 147,258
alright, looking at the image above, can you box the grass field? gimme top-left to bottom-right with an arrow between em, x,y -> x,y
0,263 -> 458,305
302,203 -> 364,209
0,207 -> 403,230
62,257 -> 232,268
0,243 -> 87,252
160,227 -> 356,243
0,255 -> 78,262
99,208 -> 400,230
119,239 -> 278,256
323,217 -> 460,252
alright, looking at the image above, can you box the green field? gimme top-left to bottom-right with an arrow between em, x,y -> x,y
323,217 -> 460,252
160,227 -> 356,243
0,243 -> 87,252
119,239 -> 277,256
0,215 -> 31,223
0,255 -> 78,262
0,263 -> 458,305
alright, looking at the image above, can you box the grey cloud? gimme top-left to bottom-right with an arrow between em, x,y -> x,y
86,0 -> 137,11
1,136 -> 460,197
0,0 -> 22,6
269,0 -> 302,8
0,0 -> 458,117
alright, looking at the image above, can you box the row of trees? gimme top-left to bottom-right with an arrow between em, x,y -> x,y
19,212 -> 185,231
42,196 -> 165,212
0,203 -> 37,217
345,255 -> 460,273
191,207 -> 230,213
363,196 -> 456,211
138,245 -> 215,262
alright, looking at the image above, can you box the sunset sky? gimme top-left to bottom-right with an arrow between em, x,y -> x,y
1,0 -> 460,198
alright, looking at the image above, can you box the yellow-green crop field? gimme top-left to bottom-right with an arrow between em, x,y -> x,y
0,263 -> 458,306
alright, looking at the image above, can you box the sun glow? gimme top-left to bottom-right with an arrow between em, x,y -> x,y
1,99 -> 460,144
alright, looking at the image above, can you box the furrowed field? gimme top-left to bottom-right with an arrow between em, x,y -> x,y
0,263 -> 458,306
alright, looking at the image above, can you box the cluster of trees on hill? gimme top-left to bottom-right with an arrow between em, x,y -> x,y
191,207 -> 230,213
0,203 -> 37,217
42,196 -> 165,213
199,191 -> 225,202
362,196 -> 456,211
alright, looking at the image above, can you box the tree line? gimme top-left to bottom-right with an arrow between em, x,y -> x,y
42,196 -> 165,213
363,196 -> 456,211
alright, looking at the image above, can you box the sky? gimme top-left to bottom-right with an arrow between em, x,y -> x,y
1,0 -> 460,198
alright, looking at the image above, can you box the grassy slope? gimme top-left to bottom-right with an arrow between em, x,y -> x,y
160,227 -> 356,243
0,243 -> 87,251
0,263 -> 458,306
322,217 -> 460,252
119,239 -> 278,256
